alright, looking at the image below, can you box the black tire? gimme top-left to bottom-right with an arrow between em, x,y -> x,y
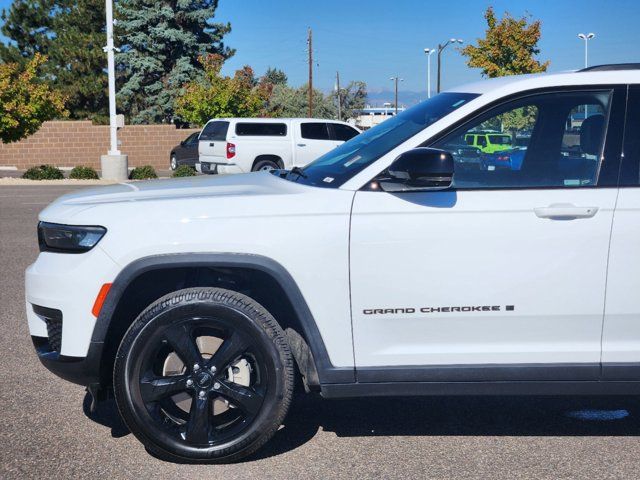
170,156 -> 178,170
252,159 -> 280,172
113,287 -> 294,463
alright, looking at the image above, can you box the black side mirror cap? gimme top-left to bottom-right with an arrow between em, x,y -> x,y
379,148 -> 454,192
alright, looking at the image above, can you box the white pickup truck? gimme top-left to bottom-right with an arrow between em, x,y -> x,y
197,117 -> 361,174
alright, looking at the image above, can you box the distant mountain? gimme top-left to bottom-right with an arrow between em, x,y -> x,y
365,89 -> 429,108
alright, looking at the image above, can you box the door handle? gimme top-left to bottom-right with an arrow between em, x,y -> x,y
297,143 -> 306,147
534,203 -> 599,220
209,142 -> 215,147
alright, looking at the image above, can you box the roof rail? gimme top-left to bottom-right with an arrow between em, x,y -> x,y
579,63 -> 640,72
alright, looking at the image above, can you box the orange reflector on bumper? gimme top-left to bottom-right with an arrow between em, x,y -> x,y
92,283 -> 112,317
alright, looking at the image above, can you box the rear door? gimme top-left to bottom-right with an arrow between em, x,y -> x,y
602,85 -> 640,378
296,122 -> 334,166
198,120 -> 229,164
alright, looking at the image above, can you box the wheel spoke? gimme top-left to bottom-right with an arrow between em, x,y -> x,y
140,374 -> 188,403
207,331 -> 249,372
216,380 -> 264,416
164,323 -> 202,368
185,395 -> 210,444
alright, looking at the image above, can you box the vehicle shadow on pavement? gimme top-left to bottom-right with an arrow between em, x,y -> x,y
82,391 -> 640,462
82,393 -> 130,438
253,394 -> 640,460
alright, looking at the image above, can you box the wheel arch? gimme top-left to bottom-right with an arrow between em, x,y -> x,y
252,155 -> 283,170
92,253 -> 353,390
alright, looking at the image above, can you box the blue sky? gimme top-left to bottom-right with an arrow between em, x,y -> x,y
2,0 -> 640,100
214,0 -> 640,93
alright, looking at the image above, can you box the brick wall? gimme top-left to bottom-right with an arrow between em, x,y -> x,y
0,121 -> 200,170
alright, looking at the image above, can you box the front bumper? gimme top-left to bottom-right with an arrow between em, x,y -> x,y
26,246 -> 121,385
32,335 -> 103,386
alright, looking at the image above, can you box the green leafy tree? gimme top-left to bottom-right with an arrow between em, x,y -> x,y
267,84 -> 336,119
176,54 -> 270,126
0,54 -> 67,143
117,0 -> 233,124
461,7 -> 549,78
262,67 -> 288,86
334,80 -> 367,121
1,0 -> 108,122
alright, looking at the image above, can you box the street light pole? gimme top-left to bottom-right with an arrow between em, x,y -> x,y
578,33 -> 595,118
424,48 -> 434,98
100,0 -> 128,181
436,38 -> 463,93
105,0 -> 119,156
577,32 -> 595,68
390,76 -> 403,114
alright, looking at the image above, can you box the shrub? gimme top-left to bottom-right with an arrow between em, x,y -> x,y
172,165 -> 197,177
69,165 -> 99,180
22,164 -> 64,180
129,165 -> 158,180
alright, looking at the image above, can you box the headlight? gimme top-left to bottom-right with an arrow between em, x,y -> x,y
38,222 -> 107,253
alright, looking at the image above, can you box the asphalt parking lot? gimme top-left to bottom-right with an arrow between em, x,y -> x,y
2,184 -> 640,479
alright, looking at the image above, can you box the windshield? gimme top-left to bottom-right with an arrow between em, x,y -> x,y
287,92 -> 479,188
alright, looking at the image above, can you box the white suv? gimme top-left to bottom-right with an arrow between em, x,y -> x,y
197,117 -> 360,174
26,65 -> 640,463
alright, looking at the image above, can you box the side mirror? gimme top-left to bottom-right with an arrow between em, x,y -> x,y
379,148 -> 454,192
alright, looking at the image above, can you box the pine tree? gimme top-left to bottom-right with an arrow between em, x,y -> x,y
0,0 -> 108,122
262,67 -> 288,86
116,0 -> 233,124
0,0 -> 55,63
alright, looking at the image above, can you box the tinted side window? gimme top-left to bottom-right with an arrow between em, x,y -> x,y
332,123 -> 359,141
301,122 -> 330,140
431,90 -> 612,189
620,86 -> 640,185
200,121 -> 229,141
185,132 -> 199,145
235,123 -> 287,136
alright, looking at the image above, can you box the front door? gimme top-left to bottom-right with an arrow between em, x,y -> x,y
296,122 -> 334,167
350,87 -> 624,379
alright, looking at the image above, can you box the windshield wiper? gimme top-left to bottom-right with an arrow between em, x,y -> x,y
288,166 -> 308,179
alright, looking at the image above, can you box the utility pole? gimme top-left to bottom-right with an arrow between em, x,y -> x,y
336,71 -> 341,120
307,27 -> 313,118
100,0 -> 128,181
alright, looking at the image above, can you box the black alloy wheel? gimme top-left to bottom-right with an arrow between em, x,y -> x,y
114,288 -> 294,463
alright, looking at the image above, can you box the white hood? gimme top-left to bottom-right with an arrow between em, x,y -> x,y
49,172 -> 301,206
38,172 -> 311,223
